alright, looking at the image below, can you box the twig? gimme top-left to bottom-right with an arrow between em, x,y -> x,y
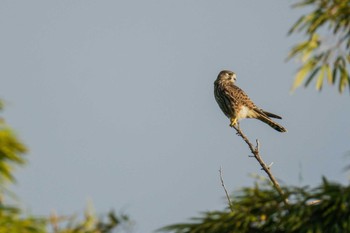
232,125 -> 289,206
307,199 -> 321,205
50,210 -> 59,233
49,210 -> 70,233
219,166 -> 234,212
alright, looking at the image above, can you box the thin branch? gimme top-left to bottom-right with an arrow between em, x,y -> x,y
49,210 -> 59,233
49,210 -> 71,233
307,199 -> 321,205
232,125 -> 289,206
219,166 -> 234,212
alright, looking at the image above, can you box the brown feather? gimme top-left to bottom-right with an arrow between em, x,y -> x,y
257,114 -> 287,132
262,110 -> 282,119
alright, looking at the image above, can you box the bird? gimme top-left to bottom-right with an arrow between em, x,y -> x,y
214,70 -> 287,132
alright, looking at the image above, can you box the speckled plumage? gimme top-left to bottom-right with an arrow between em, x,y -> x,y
214,70 -> 287,132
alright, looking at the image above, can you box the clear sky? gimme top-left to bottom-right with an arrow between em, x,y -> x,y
1,1 -> 349,232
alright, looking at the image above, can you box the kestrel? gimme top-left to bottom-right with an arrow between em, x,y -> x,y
214,70 -> 287,132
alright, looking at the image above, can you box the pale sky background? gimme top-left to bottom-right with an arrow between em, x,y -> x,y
1,1 -> 350,232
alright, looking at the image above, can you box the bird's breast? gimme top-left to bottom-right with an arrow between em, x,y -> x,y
237,106 -> 256,119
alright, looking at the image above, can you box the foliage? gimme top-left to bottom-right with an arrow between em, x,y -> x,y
48,209 -> 131,233
159,178 -> 350,233
0,111 -> 27,186
0,104 -> 45,232
0,103 -> 131,232
0,203 -> 129,233
0,205 -> 46,233
288,0 -> 350,93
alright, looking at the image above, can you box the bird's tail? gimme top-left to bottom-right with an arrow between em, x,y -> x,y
262,110 -> 282,119
257,114 -> 287,132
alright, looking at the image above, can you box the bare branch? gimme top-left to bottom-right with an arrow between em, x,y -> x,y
307,199 -> 321,205
49,210 -> 59,233
231,125 -> 289,206
219,166 -> 234,212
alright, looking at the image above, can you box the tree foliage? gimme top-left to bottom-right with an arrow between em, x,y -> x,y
288,0 -> 350,93
0,104 -> 26,187
160,178 -> 350,233
0,103 -> 131,232
47,209 -> 130,233
0,206 -> 46,233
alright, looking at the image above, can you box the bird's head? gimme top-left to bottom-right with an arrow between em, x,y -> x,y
216,70 -> 237,85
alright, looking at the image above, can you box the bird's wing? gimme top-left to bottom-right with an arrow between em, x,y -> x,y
230,85 -> 283,119
223,85 -> 258,108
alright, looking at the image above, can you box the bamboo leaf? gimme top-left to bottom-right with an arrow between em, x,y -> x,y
332,65 -> 338,84
338,66 -> 349,93
291,60 -> 316,92
325,64 -> 332,84
291,0 -> 316,8
287,34 -> 320,61
287,41 -> 311,60
288,15 -> 307,34
302,49 -> 313,62
304,66 -> 321,87
308,12 -> 327,33
316,65 -> 326,91
287,0 -> 350,94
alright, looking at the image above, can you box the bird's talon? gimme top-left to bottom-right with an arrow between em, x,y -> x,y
230,118 -> 238,128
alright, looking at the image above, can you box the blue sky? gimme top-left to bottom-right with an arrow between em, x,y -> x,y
1,1 -> 349,232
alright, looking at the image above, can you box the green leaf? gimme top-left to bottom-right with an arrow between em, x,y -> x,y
288,1 -> 350,94
333,62 -> 339,83
325,64 -> 332,84
302,48 -> 313,62
287,34 -> 320,61
291,0 -> 316,8
304,66 -> 321,87
287,41 -> 311,60
339,66 -> 349,93
291,60 -> 317,92
288,15 -> 307,34
316,65 -> 326,91
308,12 -> 327,34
